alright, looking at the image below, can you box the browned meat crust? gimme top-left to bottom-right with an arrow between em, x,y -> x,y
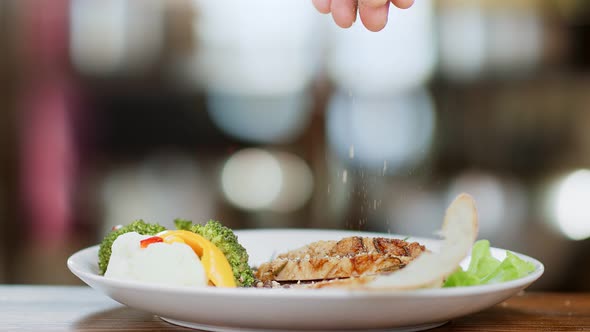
255,237 -> 425,282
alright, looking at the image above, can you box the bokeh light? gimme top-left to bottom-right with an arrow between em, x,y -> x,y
184,0 -> 322,95
486,7 -> 542,75
326,88 -> 435,171
437,1 -> 543,80
221,149 -> 313,213
70,0 -> 163,76
446,171 -> 526,239
549,170 -> 590,241
385,187 -> 444,237
101,154 -> 214,234
268,152 -> 314,213
221,149 -> 283,211
207,91 -> 312,144
327,0 -> 435,95
438,3 -> 486,80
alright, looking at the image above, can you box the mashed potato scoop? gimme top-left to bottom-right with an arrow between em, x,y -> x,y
105,232 -> 208,287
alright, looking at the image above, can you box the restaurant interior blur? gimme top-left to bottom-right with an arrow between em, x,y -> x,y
1,0 -> 589,291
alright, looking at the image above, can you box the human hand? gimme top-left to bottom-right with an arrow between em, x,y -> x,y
312,0 -> 414,32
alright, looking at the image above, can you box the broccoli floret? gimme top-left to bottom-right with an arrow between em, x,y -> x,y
98,220 -> 166,275
174,219 -> 255,287
174,219 -> 193,231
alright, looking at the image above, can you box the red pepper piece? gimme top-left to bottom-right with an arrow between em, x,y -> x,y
140,236 -> 163,248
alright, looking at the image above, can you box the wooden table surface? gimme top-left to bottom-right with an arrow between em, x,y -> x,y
1,286 -> 588,331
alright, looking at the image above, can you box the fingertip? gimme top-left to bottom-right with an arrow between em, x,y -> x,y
331,0 -> 357,29
391,0 -> 414,10
332,14 -> 356,29
364,20 -> 387,32
359,3 -> 389,32
366,22 -> 387,32
312,0 -> 332,14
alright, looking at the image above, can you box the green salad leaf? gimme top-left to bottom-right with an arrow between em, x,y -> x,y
443,240 -> 535,287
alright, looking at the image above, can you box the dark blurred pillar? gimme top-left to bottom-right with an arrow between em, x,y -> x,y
0,0 -> 19,283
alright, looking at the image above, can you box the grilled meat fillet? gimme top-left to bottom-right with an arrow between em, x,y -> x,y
256,237 -> 425,282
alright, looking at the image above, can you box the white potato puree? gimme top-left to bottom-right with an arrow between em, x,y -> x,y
105,232 -> 207,287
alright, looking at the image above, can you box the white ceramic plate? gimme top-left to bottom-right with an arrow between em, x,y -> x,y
68,229 -> 544,332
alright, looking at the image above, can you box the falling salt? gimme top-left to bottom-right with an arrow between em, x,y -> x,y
349,145 -> 355,159
373,200 -> 377,210
383,160 -> 388,176
342,170 -> 348,183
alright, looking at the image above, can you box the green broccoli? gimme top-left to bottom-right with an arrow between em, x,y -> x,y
174,219 -> 192,231
98,220 -> 166,275
174,219 -> 255,287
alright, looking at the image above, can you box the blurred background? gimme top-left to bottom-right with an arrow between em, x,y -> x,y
0,0 -> 589,291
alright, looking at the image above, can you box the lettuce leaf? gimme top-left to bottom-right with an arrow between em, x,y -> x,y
443,240 -> 535,287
